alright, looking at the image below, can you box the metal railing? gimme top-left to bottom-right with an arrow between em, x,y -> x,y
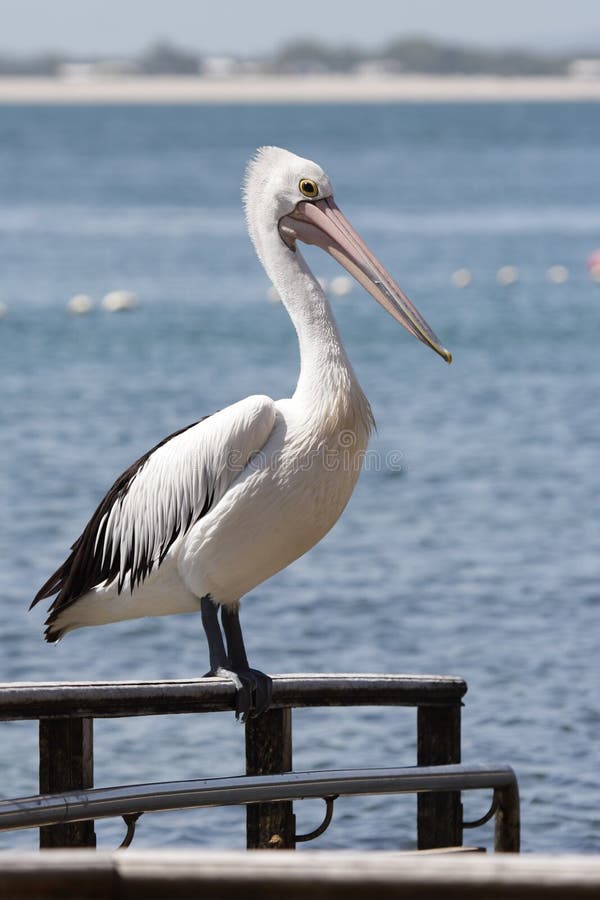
0,764 -> 520,851
0,672 -> 517,851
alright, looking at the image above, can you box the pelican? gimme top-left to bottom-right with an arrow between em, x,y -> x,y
32,147 -> 451,720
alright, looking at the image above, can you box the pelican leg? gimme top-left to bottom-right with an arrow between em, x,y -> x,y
221,605 -> 273,721
201,595 -> 229,673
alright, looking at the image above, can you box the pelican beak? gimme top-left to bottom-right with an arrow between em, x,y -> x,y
279,197 -> 452,364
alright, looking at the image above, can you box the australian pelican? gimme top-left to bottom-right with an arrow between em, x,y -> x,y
32,147 -> 451,720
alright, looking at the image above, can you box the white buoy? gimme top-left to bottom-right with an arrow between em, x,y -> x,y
102,290 -> 138,312
451,268 -> 472,288
546,265 -> 569,284
330,275 -> 353,297
497,265 -> 519,286
0,302 -> 7,320
266,285 -> 281,303
67,293 -> 94,315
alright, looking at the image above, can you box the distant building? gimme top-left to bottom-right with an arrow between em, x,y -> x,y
568,58 -> 600,80
58,63 -> 96,82
58,60 -> 134,81
203,57 -> 238,78
354,59 -> 404,77
201,57 -> 264,78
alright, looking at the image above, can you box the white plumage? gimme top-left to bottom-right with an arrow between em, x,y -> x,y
33,147 -> 450,719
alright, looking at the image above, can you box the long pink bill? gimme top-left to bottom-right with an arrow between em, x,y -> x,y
279,197 -> 452,364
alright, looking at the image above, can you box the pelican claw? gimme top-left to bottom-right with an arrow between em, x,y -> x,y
234,669 -> 273,722
204,667 -> 272,721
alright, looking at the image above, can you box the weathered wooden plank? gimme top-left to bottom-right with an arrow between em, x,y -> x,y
0,853 -> 113,900
271,674 -> 467,709
417,704 -> 462,850
245,708 -> 295,849
0,674 -> 467,721
1,851 -> 600,900
39,717 -> 95,848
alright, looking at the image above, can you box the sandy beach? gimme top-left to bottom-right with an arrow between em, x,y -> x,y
1,74 -> 600,104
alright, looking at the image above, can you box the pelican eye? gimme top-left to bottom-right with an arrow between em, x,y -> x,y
299,178 -> 319,198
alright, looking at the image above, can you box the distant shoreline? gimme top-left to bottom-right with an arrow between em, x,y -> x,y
1,74 -> 600,104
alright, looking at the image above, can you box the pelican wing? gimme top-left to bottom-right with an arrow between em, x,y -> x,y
32,395 -> 277,618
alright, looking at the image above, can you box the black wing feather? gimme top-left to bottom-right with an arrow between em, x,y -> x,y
31,417 -> 211,635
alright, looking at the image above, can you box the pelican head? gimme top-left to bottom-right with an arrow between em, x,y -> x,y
244,146 -> 451,364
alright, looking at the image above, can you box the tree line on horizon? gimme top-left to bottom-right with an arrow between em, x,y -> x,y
0,36 -> 585,78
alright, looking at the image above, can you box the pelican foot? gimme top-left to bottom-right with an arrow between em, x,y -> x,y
234,668 -> 273,722
205,667 -> 273,722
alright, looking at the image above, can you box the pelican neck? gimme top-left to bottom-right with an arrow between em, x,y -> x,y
275,246 -> 360,400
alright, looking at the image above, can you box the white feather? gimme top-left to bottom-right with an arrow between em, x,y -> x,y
99,395 -> 276,591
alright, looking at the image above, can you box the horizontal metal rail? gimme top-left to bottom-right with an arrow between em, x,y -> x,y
0,763 -> 519,851
0,673 -> 467,720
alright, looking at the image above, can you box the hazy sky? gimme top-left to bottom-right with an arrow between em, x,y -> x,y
3,0 -> 600,55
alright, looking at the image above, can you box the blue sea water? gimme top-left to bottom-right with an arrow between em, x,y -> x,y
0,102 -> 599,853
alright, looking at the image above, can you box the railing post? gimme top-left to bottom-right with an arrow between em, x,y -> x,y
417,703 -> 462,849
245,707 -> 295,849
39,717 -> 96,848
494,782 -> 520,852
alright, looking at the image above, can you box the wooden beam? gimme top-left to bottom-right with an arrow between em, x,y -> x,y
245,708 -> 295,849
495,781 -> 521,852
39,718 -> 95,848
417,704 -> 462,849
1,851 -> 599,899
0,674 -> 467,721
